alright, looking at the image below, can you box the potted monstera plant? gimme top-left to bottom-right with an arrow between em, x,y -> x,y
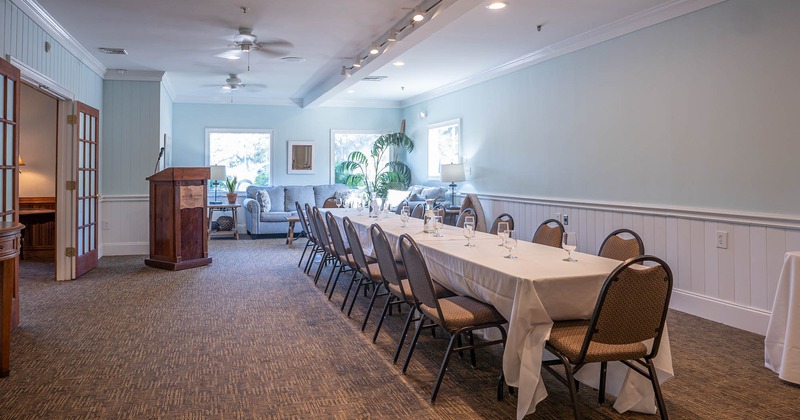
224,176 -> 238,204
338,132 -> 414,202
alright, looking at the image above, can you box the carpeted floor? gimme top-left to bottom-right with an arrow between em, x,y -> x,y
1,238 -> 799,419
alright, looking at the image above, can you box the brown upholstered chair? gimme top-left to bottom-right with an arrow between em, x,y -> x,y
542,255 -> 673,419
303,203 -> 325,274
598,229 -> 644,261
296,202 -> 317,271
455,207 -> 477,228
322,197 -> 339,208
532,218 -> 565,248
309,207 -> 337,285
341,217 -> 381,315
324,211 -> 358,299
369,224 -> 455,363
398,234 -> 508,403
410,203 -> 425,219
488,213 -> 515,235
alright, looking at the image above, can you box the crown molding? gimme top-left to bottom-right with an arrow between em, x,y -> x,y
321,99 -> 402,109
401,0 -> 727,108
10,0 -> 106,78
103,69 -> 164,81
172,95 -> 300,107
160,74 -> 177,101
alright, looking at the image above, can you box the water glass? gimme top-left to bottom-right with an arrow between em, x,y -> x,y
504,230 -> 518,259
434,215 -> 444,237
335,197 -> 343,208
497,221 -> 509,246
463,222 -> 476,247
562,232 -> 577,262
400,208 -> 410,228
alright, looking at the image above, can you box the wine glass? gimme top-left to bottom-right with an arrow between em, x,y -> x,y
496,221 -> 509,246
562,232 -> 577,262
356,200 -> 364,216
335,197 -> 343,209
434,215 -> 444,237
400,207 -> 410,228
463,221 -> 476,247
504,230 -> 518,259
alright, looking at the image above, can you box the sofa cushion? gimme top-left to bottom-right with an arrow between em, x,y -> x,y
313,184 -> 350,207
421,187 -> 446,200
255,190 -> 271,213
247,186 -> 284,211
285,186 -> 316,211
260,211 -> 294,223
408,185 -> 424,195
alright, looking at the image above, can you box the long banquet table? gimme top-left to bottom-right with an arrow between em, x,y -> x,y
325,209 -> 673,419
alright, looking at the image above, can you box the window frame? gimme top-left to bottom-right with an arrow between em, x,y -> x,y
329,129 -> 388,184
204,127 -> 274,190
427,118 -> 461,180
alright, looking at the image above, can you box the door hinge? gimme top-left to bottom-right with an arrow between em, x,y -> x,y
66,180 -> 77,190
67,114 -> 78,125
65,247 -> 76,257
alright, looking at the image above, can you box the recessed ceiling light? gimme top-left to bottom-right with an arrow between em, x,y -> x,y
281,56 -> 306,63
393,61 -> 405,67
412,8 -> 425,22
347,89 -> 355,94
486,1 -> 508,10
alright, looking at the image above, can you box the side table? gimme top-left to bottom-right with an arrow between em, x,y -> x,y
208,203 -> 241,240
285,215 -> 301,248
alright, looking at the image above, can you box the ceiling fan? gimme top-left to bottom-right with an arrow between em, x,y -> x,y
221,74 -> 267,91
215,27 -> 293,69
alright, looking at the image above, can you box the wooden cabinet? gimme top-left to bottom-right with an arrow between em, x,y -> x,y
19,197 -> 56,260
145,167 -> 212,271
0,222 -> 23,377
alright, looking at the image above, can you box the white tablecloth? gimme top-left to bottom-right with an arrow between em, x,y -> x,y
765,251 -> 800,384
328,209 -> 674,419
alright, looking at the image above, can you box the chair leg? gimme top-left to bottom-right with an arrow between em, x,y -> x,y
373,295 -> 394,342
341,271 -> 359,310
402,315 -> 426,374
304,245 -> 317,273
430,333 -> 458,403
394,307 -> 416,364
456,334 -> 463,359
361,283 -> 382,331
313,251 -> 328,285
323,263 -> 342,295
598,361 -> 607,404
497,373 -> 505,401
328,266 -> 349,300
298,241 -> 311,267
347,278 -> 366,316
646,358 -> 668,420
562,358 -> 582,420
469,331 -> 477,368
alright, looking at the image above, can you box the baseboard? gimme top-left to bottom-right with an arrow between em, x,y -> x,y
670,289 -> 771,336
101,242 -> 149,256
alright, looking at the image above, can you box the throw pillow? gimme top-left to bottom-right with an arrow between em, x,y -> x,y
408,193 -> 422,201
256,190 -> 271,213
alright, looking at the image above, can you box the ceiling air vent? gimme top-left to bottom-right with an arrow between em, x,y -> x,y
98,47 -> 128,55
363,75 -> 388,82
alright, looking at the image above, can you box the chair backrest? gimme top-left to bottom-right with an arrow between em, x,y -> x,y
489,213 -> 515,234
456,208 -> 477,228
579,255 -> 673,362
342,217 -> 370,271
598,229 -> 645,261
304,203 -> 317,241
398,234 -> 445,322
395,199 -> 410,215
296,201 -> 315,243
322,197 -> 338,208
532,218 -> 565,248
370,224 -> 406,294
459,194 -> 487,232
311,207 -> 332,249
410,203 -> 425,219
325,211 -> 349,260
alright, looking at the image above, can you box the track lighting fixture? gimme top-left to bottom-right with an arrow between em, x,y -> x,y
412,8 -> 425,22
387,30 -> 398,42
369,44 -> 380,55
353,57 -> 362,68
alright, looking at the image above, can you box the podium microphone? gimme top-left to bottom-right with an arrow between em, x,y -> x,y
154,147 -> 165,173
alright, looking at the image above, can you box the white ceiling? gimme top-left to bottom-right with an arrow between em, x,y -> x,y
30,0 -> 720,107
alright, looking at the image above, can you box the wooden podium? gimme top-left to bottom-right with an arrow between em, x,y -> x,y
145,167 -> 212,270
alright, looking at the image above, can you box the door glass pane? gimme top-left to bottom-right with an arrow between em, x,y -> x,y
91,171 -> 96,195
90,143 -> 95,170
5,125 -> 13,166
80,112 -> 85,140
90,225 -> 95,251
90,197 -> 95,222
79,141 -> 84,167
91,117 -> 96,142
4,171 -> 11,211
0,79 -> 5,113
6,79 -> 13,120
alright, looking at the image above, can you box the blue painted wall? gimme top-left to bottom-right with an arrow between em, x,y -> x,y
401,0 -> 800,216
172,103 -> 402,186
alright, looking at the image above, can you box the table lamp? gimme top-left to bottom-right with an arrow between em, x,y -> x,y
209,165 -> 227,204
440,163 -> 466,208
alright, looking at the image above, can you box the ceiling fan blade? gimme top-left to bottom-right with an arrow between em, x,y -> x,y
215,49 -> 243,60
244,83 -> 268,89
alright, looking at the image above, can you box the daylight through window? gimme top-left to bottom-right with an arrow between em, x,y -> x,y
427,119 -> 460,178
207,129 -> 272,189
331,130 -> 384,184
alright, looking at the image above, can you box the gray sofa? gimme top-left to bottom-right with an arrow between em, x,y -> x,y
242,184 -> 350,238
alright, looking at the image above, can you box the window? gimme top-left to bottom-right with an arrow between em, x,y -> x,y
330,130 -> 384,184
206,128 -> 272,189
427,119 -> 460,179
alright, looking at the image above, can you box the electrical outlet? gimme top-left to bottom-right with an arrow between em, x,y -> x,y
102,221 -> 110,230
716,231 -> 728,249
562,214 -> 569,225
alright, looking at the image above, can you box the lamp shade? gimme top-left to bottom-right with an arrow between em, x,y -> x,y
440,163 -> 465,183
210,165 -> 227,181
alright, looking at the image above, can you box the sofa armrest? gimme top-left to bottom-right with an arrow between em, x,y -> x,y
241,198 -> 261,235
242,198 -> 259,214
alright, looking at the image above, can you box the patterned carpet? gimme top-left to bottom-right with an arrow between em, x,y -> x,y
1,238 -> 799,419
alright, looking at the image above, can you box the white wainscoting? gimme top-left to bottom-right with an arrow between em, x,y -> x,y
100,195 -> 149,256
476,193 -> 800,336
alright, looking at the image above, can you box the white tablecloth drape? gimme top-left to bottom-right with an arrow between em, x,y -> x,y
765,252 -> 800,384
329,210 -> 674,419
